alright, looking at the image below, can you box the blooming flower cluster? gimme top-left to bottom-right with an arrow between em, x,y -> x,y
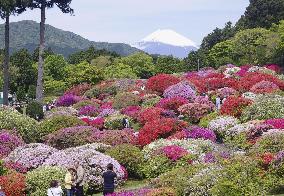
163,81 -> 196,100
56,94 -> 82,107
0,130 -> 25,159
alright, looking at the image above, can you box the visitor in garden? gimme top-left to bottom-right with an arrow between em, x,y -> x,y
75,162 -> 85,196
216,96 -> 221,110
0,186 -> 5,196
222,96 -> 227,104
65,167 -> 77,196
122,118 -> 130,128
103,163 -> 117,196
47,180 -> 63,196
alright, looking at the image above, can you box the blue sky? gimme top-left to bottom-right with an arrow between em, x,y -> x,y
1,0 -> 249,45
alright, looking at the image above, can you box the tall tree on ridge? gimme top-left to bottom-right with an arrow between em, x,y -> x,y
28,0 -> 73,102
0,0 -> 28,105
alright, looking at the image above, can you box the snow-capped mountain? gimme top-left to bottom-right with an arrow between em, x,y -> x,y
133,29 -> 198,58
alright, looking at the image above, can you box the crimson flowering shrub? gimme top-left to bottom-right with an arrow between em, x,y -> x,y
56,94 -> 82,107
121,106 -> 141,119
65,83 -> 93,96
4,161 -> 27,173
0,130 -> 24,159
78,105 -> 99,117
250,80 -> 280,94
161,145 -> 189,161
0,171 -> 26,196
265,119 -> 284,129
146,74 -> 180,94
156,97 -> 188,112
178,103 -> 212,123
138,107 -> 165,124
220,96 -> 252,118
90,129 -> 137,146
238,72 -> 284,92
44,126 -> 99,149
81,117 -> 105,129
138,118 -> 187,146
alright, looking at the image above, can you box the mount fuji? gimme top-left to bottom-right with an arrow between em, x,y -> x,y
133,29 -> 198,58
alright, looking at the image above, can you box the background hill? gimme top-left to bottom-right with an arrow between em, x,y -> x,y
0,20 -> 140,57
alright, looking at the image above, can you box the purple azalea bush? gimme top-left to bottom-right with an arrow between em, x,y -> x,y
186,126 -> 217,142
0,130 -> 25,158
78,105 -> 99,117
163,81 -> 196,100
56,94 -> 82,107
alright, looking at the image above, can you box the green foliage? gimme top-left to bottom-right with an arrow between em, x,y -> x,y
106,144 -> 145,178
39,115 -> 86,139
208,40 -> 235,67
44,79 -> 67,96
141,96 -> 161,108
26,101 -> 44,120
0,107 -> 39,143
103,63 -> 138,79
142,155 -> 173,178
65,61 -> 103,86
0,160 -> 8,176
26,166 -> 66,196
224,132 -> 252,150
104,114 -> 133,130
91,55 -> 113,68
211,156 -> 274,196
113,92 -> 141,109
119,52 -> 155,78
73,100 -> 100,110
84,85 -> 117,98
155,55 -> 185,74
252,133 -> 284,154
44,54 -> 67,81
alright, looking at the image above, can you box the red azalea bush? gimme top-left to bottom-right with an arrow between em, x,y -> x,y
0,171 -> 26,196
161,145 -> 189,161
168,130 -> 187,140
90,129 -> 138,146
178,103 -> 212,123
138,107 -> 165,124
250,80 -> 280,94
221,96 -> 252,118
156,97 -> 189,112
65,83 -> 93,96
138,118 -> 187,146
121,106 -> 141,119
146,74 -> 180,94
238,72 -> 284,92
82,117 -> 105,129
265,119 -> 284,129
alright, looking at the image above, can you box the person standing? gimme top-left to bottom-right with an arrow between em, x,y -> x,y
65,168 -> 76,196
47,180 -> 63,196
75,162 -> 85,196
0,186 -> 5,196
216,96 -> 221,110
102,163 -> 117,196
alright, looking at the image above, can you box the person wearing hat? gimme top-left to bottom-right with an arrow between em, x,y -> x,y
65,167 -> 77,196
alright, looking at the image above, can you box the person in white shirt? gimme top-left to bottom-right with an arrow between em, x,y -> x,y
47,180 -> 63,196
216,96 -> 221,110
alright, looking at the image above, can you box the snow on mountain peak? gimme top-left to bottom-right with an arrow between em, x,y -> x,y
141,29 -> 197,48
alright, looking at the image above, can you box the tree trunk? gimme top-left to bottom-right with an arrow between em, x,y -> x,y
36,5 -> 46,102
3,15 -> 10,106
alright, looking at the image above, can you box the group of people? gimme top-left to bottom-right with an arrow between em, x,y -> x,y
47,163 -> 117,196
215,96 -> 227,110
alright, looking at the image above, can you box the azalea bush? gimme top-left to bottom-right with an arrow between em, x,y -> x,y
250,80 -> 280,94
138,107 -> 165,124
265,119 -> 284,129
44,107 -> 78,119
44,126 -> 99,149
121,106 -> 141,119
138,118 -> 187,146
73,99 -> 101,110
156,97 -> 188,112
142,155 -> 173,178
78,105 -> 99,117
163,81 -> 196,100
56,94 -> 82,107
90,129 -> 137,146
216,87 -> 238,99
5,143 -> 58,170
43,144 -> 125,191
64,83 -> 93,96
199,112 -> 219,128
252,132 -> 284,154
178,103 -> 212,123
104,114 -> 133,130
146,74 -> 180,94
26,166 -> 66,196
113,92 -> 141,109
0,171 -> 26,196
186,126 -> 217,142
241,95 -> 284,121
208,116 -> 239,139
220,96 -> 252,118
106,144 -> 145,178
0,107 -> 39,143
39,115 -> 86,139
141,95 -> 161,108
0,130 -> 24,158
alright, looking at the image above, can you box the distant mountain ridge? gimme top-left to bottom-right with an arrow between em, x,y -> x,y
134,29 -> 198,58
0,20 -> 140,57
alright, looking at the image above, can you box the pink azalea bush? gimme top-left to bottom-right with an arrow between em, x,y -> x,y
250,80 -> 280,94
0,130 -> 24,159
265,119 -> 284,129
163,81 -> 196,100
78,105 -> 99,117
121,106 -> 141,119
186,126 -> 217,142
178,103 -> 212,123
156,97 -> 189,112
56,94 -> 82,107
161,145 -> 189,161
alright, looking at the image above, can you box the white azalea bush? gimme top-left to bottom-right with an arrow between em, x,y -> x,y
208,116 -> 239,139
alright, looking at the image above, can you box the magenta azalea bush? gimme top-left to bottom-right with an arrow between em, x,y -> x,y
186,126 -> 217,142
0,130 -> 25,159
78,105 -> 99,117
163,81 -> 196,100
121,106 -> 141,119
161,145 -> 189,161
265,119 -> 284,129
250,80 -> 280,94
56,94 -> 82,107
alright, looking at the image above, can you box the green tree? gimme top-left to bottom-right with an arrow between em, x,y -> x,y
119,52 -> 155,78
0,0 -> 29,105
271,20 -> 284,67
44,54 -> 67,81
28,0 -> 73,102
236,0 -> 284,29
65,61 -> 103,86
155,55 -> 185,74
103,63 -> 137,79
208,40 -> 235,67
32,47 -> 54,62
91,56 -> 113,68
